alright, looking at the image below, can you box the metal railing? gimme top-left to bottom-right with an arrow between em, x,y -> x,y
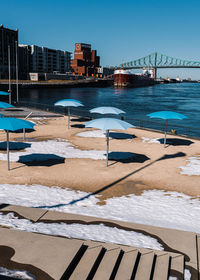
17,101 -> 200,140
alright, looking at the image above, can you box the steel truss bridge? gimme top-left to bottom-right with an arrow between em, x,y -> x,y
120,52 -> 200,79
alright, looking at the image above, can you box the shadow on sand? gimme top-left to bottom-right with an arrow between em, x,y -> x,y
0,141 -> 31,151
36,151 -> 186,209
18,154 -> 65,167
108,151 -> 149,164
158,138 -> 194,146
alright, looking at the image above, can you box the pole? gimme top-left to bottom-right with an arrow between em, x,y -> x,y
106,130 -> 109,167
6,131 -> 10,171
15,41 -> 19,103
164,120 -> 168,148
8,45 -> 11,104
68,107 -> 70,129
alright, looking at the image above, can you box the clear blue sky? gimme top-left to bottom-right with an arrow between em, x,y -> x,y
1,0 -> 200,78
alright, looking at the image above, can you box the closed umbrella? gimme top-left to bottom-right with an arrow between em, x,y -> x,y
0,118 -> 35,170
54,99 -> 84,128
90,106 -> 125,115
85,117 -> 134,167
147,111 -> 187,147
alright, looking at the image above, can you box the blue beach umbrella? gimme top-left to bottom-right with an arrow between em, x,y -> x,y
90,106 -> 125,115
0,118 -> 35,170
85,117 -> 134,167
0,101 -> 14,109
54,99 -> 84,129
147,111 -> 187,147
0,91 -> 10,96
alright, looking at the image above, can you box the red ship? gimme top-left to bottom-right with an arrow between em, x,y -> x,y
114,69 -> 155,88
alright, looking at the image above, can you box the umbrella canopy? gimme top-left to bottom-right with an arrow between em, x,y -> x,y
0,91 -> 10,96
0,101 -> 14,109
147,111 -> 187,120
90,106 -> 125,115
147,111 -> 187,147
54,99 -> 84,128
0,118 -> 35,171
85,117 -> 134,167
54,99 -> 83,107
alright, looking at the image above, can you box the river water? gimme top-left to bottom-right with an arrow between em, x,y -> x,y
19,83 -> 200,138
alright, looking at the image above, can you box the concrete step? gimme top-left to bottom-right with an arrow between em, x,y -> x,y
169,254 -> 184,280
69,246 -> 103,280
134,251 -> 155,280
115,249 -> 139,280
152,253 -> 170,280
92,248 -> 122,280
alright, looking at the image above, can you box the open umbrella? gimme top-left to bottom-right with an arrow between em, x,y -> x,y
0,91 -> 10,96
147,111 -> 187,147
0,101 -> 14,109
90,106 -> 125,115
54,99 -> 84,128
0,118 -> 35,170
85,117 -> 134,167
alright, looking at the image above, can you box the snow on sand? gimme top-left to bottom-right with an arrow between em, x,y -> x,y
0,184 -> 200,233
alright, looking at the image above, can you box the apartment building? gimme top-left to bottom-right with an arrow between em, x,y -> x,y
0,24 -> 18,79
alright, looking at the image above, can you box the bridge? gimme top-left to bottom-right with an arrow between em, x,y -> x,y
120,52 -> 200,79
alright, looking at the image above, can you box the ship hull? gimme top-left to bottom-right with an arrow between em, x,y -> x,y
114,70 -> 155,88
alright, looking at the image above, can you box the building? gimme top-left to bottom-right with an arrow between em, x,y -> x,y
18,44 -> 71,79
71,43 -> 100,76
29,45 -> 71,74
96,66 -> 115,78
0,24 -> 18,79
18,44 -> 31,79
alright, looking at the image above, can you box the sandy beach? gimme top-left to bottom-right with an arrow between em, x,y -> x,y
0,116 -> 199,201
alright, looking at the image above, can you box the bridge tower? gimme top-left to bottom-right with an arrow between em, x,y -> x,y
153,68 -> 157,80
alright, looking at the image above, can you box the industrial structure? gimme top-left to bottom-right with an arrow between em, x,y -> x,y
0,24 -> 18,79
120,52 -> 200,79
71,43 -> 100,76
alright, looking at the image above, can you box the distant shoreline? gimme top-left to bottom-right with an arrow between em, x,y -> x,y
0,78 -> 113,90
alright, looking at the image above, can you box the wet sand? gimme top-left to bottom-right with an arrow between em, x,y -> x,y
0,117 -> 199,200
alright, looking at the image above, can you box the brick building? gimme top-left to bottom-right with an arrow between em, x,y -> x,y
0,24 -> 18,79
71,43 -> 100,76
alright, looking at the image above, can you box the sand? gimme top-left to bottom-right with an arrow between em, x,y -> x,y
0,116 -> 199,200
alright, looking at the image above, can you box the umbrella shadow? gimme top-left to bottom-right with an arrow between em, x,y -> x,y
108,151 -> 149,164
36,151 -> 186,209
71,117 -> 91,122
13,128 -> 35,134
18,154 -> 65,166
71,124 -> 85,128
109,132 -> 136,140
0,141 -> 31,151
158,138 -> 194,146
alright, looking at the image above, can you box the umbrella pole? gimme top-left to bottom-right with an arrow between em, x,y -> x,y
68,107 -> 70,129
106,130 -> 109,167
164,120 -> 168,148
6,130 -> 10,171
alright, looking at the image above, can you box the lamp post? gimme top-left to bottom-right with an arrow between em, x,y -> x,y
8,45 -> 11,104
15,41 -> 19,103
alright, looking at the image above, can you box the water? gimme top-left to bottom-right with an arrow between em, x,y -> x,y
18,83 -> 200,138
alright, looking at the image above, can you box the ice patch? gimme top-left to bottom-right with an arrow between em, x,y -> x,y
0,267 -> 35,279
142,137 -> 160,143
77,130 -> 106,138
0,139 -> 106,162
180,156 -> 200,176
0,184 -> 200,233
0,213 -> 163,250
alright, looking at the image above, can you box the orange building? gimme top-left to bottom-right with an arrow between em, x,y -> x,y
71,43 -> 100,76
